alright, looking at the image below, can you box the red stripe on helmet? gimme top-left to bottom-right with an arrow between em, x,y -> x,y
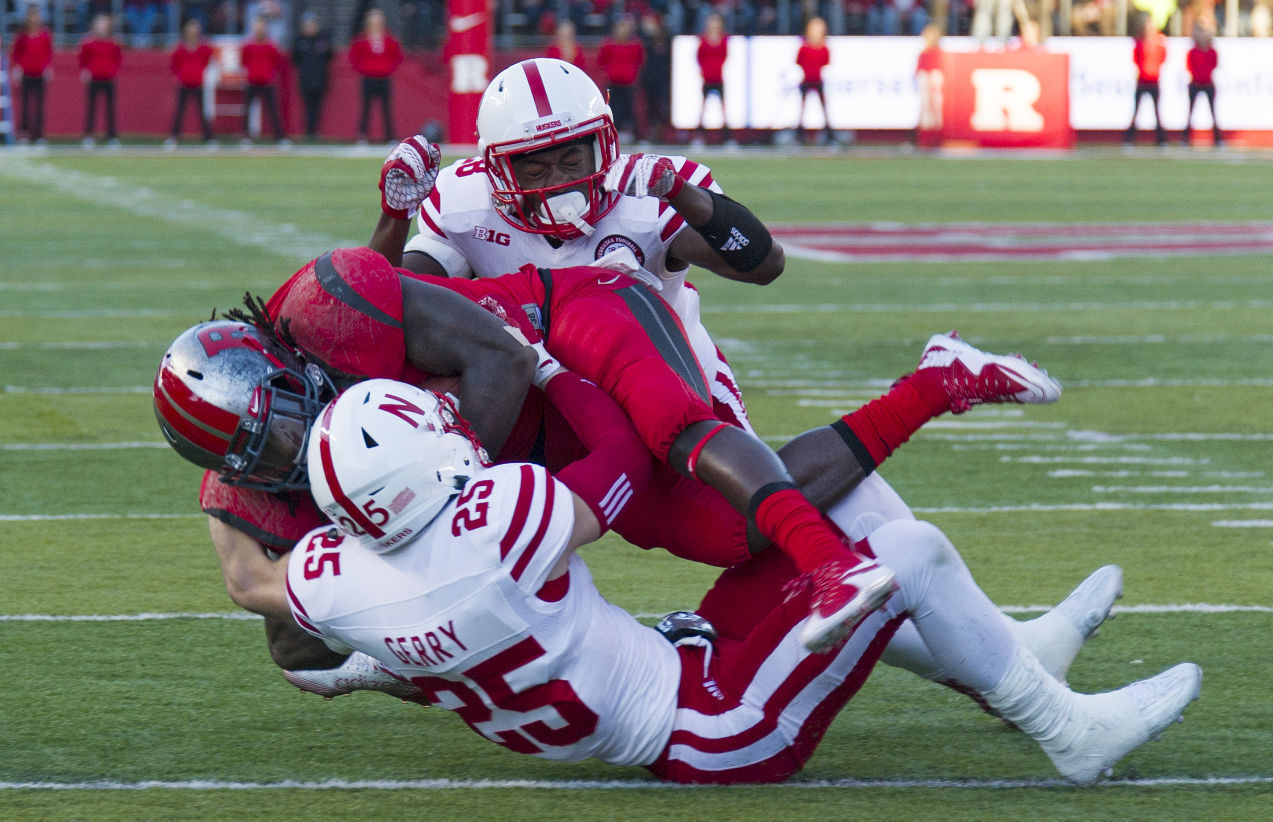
523,60 -> 553,118
154,375 -> 237,458
317,402 -> 386,539
156,366 -> 243,435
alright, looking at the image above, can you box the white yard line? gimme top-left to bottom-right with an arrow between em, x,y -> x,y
2,775 -> 1270,791
3,604 -> 1270,623
0,158 -> 359,261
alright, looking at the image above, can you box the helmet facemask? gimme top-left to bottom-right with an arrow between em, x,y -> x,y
485,123 -> 620,240
221,363 -> 334,491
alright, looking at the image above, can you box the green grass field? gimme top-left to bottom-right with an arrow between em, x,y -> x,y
2,148 -> 1271,820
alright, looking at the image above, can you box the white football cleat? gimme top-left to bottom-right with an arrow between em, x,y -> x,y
918,331 -> 1062,414
1046,662 -> 1202,785
1013,565 -> 1124,683
284,651 -> 427,702
800,561 -> 898,654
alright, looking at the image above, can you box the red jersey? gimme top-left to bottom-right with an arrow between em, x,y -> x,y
545,44 -> 585,70
12,29 -> 53,76
597,39 -> 644,86
697,38 -> 728,84
171,42 -> 214,88
264,248 -> 748,567
78,36 -> 122,81
796,43 -> 830,85
1187,45 -> 1218,85
348,34 -> 403,78
1133,31 -> 1167,83
241,39 -> 284,85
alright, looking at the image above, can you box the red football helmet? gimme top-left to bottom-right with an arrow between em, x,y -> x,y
153,321 -> 334,491
477,58 -> 621,240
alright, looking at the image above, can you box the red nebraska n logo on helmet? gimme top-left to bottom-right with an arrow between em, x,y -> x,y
379,393 -> 427,427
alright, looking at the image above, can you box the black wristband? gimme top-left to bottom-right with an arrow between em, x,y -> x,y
830,419 -> 877,475
693,189 -> 774,273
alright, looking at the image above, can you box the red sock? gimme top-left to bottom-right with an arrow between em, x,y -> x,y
837,370 -> 949,469
752,487 -> 861,575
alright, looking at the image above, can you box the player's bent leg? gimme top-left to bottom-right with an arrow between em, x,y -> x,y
1006,564 -> 1123,683
880,564 -> 1124,713
649,576 -> 908,784
609,467 -> 752,568
869,520 -> 1200,784
822,472 -> 915,543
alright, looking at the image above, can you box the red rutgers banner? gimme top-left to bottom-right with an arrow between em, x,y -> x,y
939,50 -> 1074,148
445,0 -> 492,144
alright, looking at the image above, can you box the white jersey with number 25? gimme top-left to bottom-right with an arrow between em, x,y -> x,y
285,462 -> 679,767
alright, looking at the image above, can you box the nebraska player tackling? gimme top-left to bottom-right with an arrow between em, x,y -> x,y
277,379 -> 1201,784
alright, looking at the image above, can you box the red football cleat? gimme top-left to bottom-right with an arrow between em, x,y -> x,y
918,331 -> 1062,414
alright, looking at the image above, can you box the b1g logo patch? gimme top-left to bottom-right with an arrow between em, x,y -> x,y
594,235 -> 644,266
473,226 -> 511,246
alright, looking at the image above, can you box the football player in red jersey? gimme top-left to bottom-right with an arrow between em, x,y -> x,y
158,245 -> 1116,712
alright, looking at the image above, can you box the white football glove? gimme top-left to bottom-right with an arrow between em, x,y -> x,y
380,135 -> 441,219
603,153 -> 686,200
528,341 -> 566,389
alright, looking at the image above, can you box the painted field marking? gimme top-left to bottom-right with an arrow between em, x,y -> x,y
0,158 -> 358,261
0,513 -> 203,522
2,775 -> 1270,791
772,221 -> 1273,263
1,442 -> 168,451
3,604 -> 1270,623
703,300 -> 1273,314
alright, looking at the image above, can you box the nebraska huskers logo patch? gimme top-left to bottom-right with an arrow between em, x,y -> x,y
594,235 -> 645,266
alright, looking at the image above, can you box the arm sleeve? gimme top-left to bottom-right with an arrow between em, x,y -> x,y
544,373 -> 654,532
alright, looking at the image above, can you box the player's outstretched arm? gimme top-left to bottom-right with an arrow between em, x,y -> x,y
208,517 -> 290,620
400,277 -> 537,459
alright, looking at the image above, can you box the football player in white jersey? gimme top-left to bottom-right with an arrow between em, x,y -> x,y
363,57 -> 1107,692
371,57 -> 778,431
246,377 -> 1200,785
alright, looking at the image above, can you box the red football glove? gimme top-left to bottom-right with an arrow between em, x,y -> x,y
602,153 -> 686,200
380,136 -> 441,220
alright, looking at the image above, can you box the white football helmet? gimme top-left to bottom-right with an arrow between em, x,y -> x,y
477,57 -> 621,240
307,379 -> 491,553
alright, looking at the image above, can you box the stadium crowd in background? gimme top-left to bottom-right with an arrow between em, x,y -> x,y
0,0 -> 1257,146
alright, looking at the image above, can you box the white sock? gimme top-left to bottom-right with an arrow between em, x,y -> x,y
982,646 -> 1081,751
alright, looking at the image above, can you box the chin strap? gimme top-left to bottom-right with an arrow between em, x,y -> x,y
539,191 -> 596,237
